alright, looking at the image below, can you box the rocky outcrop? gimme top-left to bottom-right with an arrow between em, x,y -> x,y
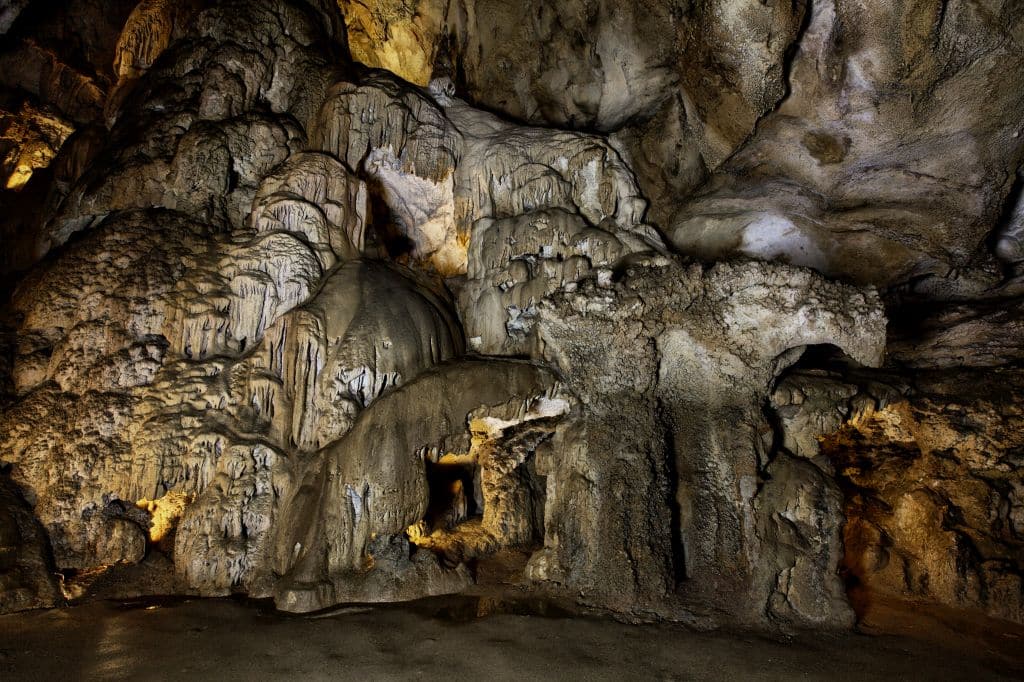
335,1 -> 1024,290
669,0 -> 1024,287
329,0 -> 807,228
311,69 -> 652,276
0,101 -> 74,191
272,359 -> 567,611
337,0 -> 445,86
0,42 -> 106,125
0,0 -> 661,619
459,208 -> 655,356
528,259 -> 884,625
0,0 -> 351,575
887,298 -> 1024,369
113,0 -> 201,83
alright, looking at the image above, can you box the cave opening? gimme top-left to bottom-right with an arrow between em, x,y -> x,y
423,453 -> 480,533
407,417 -> 552,582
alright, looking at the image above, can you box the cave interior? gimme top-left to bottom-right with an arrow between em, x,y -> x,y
1,0 -> 1024,677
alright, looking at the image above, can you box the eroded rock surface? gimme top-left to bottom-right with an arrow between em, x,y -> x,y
820,369 -> 1024,625
273,359 -> 567,611
0,471 -> 61,614
0,0 -> 1020,635
528,259 -> 884,625
669,0 -> 1024,287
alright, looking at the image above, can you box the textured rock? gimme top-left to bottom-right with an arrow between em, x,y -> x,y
1,0 -> 683,618
272,359 -> 566,611
530,258 -> 885,623
338,0 -> 444,85
0,0 -> 351,575
311,68 -> 652,276
0,42 -> 105,125
339,1 -> 806,229
822,369 -> 1024,624
754,454 -> 853,628
996,180 -> 1024,265
669,0 -> 1024,287
113,0 -> 201,83
1,0 -> 139,83
0,101 -> 74,191
4,0 -> 1019,636
459,207 -> 656,356
0,471 -> 61,613
334,1 -> 1024,284
888,298 -> 1024,369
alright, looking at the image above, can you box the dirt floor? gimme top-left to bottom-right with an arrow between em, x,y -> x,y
1,594 -> 1022,681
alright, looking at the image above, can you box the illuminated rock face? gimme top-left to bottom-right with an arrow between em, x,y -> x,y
331,0 -> 1024,290
817,370 -> 1024,625
337,0 -> 444,86
0,0 -> 1020,631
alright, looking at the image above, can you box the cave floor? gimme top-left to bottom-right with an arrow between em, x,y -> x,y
1,594 -> 1022,681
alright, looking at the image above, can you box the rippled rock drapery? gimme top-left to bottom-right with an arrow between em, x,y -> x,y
13,0 -> 1024,632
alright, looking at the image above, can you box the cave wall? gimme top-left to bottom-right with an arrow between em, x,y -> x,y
0,0 -> 1020,629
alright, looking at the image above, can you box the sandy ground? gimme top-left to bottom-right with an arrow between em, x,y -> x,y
1,595 -> 1022,681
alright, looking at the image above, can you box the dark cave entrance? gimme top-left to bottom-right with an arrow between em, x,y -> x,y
408,423 -> 553,580
423,454 -> 481,533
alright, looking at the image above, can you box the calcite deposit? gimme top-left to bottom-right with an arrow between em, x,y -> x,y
0,0 -> 1021,635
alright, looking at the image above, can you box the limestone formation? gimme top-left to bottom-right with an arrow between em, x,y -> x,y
337,0 -> 445,86
272,359 -> 567,611
0,0 -> 1021,636
821,369 -> 1024,625
528,259 -> 884,624
310,69 -> 652,276
0,471 -> 61,613
669,0 -> 1024,288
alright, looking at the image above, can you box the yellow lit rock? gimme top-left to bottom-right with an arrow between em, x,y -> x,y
136,491 -> 193,545
5,162 -> 33,190
338,0 -> 446,85
1,103 -> 73,191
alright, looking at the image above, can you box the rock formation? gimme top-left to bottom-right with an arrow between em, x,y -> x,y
0,470 -> 61,613
0,0 -> 1021,635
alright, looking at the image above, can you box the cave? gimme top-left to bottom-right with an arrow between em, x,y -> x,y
0,0 -> 1023,679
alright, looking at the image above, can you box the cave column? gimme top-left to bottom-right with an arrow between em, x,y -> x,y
531,296 -> 677,610
656,327 -> 775,619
